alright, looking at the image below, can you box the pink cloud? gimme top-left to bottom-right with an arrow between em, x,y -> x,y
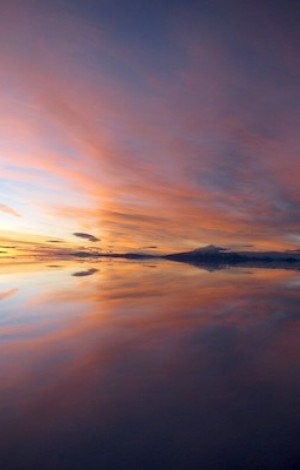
0,204 -> 20,217
1,0 -> 300,251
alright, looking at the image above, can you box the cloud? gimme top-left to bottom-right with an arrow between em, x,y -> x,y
227,244 -> 254,250
0,204 -> 20,217
1,0 -> 300,252
73,232 -> 100,242
191,245 -> 229,254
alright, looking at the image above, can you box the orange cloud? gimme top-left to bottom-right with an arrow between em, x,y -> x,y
1,0 -> 300,252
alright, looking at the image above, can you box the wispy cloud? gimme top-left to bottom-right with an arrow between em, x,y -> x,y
1,0 -> 300,252
0,204 -> 20,217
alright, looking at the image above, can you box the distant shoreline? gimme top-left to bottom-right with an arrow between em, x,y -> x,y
68,247 -> 300,270
2,247 -> 300,271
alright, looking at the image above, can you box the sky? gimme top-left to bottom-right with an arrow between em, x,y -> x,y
1,0 -> 300,256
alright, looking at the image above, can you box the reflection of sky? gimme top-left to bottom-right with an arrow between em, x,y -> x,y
1,1 -> 300,252
0,264 -> 90,340
1,261 -> 300,468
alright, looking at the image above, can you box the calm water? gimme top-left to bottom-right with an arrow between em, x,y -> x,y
0,260 -> 300,469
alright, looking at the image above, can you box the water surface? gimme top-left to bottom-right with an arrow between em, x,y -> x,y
0,260 -> 300,469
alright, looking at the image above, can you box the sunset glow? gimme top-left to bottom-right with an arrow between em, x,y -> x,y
2,3 -> 300,466
1,0 -> 300,255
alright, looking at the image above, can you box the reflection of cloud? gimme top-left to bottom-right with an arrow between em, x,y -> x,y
73,233 -> 100,243
72,268 -> 99,277
1,263 -> 300,469
0,288 -> 18,301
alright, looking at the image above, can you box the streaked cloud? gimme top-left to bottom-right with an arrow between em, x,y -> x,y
0,0 -> 300,253
0,204 -> 20,217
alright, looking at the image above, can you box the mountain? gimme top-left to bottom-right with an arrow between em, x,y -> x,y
164,245 -> 300,269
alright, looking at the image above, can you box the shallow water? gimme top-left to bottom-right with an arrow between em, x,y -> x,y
0,259 -> 300,469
